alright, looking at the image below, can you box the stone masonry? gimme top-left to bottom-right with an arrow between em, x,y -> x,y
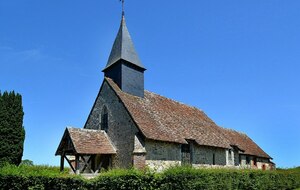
84,81 -> 140,168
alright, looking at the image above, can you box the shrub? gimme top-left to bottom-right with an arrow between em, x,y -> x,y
92,169 -> 155,190
0,165 -> 300,190
20,159 -> 34,166
158,166 -> 300,190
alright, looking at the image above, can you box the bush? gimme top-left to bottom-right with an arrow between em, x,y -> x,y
92,168 -> 156,190
20,159 -> 34,166
0,165 -> 299,190
0,165 -> 86,190
158,166 -> 300,190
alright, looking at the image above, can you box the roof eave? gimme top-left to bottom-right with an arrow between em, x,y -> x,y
102,59 -> 146,72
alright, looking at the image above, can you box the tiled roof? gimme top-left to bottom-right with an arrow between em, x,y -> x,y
221,128 -> 271,159
105,78 -> 271,158
56,128 -> 116,155
105,77 -> 230,149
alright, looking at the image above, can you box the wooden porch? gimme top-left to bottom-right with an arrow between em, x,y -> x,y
56,128 -> 116,174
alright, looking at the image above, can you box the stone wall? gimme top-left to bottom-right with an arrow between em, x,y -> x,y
192,164 -> 239,169
225,149 -> 239,166
145,140 -> 181,161
84,81 -> 139,168
193,145 -> 227,166
145,140 -> 181,171
146,160 -> 181,172
239,155 -> 273,170
145,140 -> 232,171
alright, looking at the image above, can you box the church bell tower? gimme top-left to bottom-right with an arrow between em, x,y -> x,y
102,13 -> 146,98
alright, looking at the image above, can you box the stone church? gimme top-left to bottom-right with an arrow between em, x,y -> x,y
56,14 -> 274,174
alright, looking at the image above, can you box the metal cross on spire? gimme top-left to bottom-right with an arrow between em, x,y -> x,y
120,0 -> 125,16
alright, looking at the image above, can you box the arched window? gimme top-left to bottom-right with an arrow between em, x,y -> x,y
101,106 -> 108,132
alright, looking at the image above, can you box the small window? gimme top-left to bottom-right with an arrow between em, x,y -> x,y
181,144 -> 190,153
213,153 -> 216,165
253,157 -> 257,166
101,106 -> 108,132
228,149 -> 232,161
246,156 -> 250,165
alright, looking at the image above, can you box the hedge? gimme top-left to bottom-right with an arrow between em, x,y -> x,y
0,165 -> 300,190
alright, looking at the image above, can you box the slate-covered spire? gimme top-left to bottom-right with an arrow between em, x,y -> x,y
103,14 -> 146,98
103,15 -> 145,71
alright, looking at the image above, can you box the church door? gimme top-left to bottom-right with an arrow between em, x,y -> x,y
181,144 -> 191,165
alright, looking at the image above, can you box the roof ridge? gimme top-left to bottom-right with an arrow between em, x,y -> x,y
102,131 -> 117,152
105,77 -> 203,112
68,127 -> 100,132
145,90 -> 203,112
221,127 -> 247,136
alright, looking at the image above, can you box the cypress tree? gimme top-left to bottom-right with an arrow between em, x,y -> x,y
0,91 -> 25,166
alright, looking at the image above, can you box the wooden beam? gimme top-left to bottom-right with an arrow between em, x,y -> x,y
75,155 -> 80,174
64,155 -> 76,173
60,153 -> 65,172
95,160 -> 103,174
109,155 -> 112,168
80,155 -> 94,173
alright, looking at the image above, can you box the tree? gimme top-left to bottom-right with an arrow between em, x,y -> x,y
20,159 -> 34,166
0,91 -> 25,166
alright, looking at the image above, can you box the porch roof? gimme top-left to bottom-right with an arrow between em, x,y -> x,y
56,127 -> 116,155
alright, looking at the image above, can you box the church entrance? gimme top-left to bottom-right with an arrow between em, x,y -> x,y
92,154 -> 112,172
63,154 -> 113,174
181,143 -> 192,165
55,128 -> 116,174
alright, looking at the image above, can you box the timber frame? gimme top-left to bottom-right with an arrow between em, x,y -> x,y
56,128 -> 116,174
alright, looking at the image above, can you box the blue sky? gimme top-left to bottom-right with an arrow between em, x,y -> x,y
1,1 -> 299,168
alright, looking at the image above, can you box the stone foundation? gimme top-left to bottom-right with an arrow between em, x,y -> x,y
146,160 -> 181,172
192,164 -> 239,169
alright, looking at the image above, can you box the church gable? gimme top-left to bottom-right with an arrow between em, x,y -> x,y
83,79 -> 141,168
56,128 -> 116,156
83,80 -> 118,130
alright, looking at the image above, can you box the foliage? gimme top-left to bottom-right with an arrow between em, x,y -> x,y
20,159 -> 34,166
158,166 -> 300,190
0,91 -> 25,166
0,165 -> 300,190
0,165 -> 85,190
91,168 -> 155,189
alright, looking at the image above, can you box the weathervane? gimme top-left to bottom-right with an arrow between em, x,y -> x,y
120,0 -> 125,16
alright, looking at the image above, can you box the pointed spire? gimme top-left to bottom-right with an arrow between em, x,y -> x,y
121,0 -> 125,17
103,15 -> 145,71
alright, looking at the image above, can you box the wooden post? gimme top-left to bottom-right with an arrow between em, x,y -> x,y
75,155 -> 80,174
60,153 -> 65,172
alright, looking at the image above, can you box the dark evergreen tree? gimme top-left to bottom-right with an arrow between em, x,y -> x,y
0,91 -> 25,166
